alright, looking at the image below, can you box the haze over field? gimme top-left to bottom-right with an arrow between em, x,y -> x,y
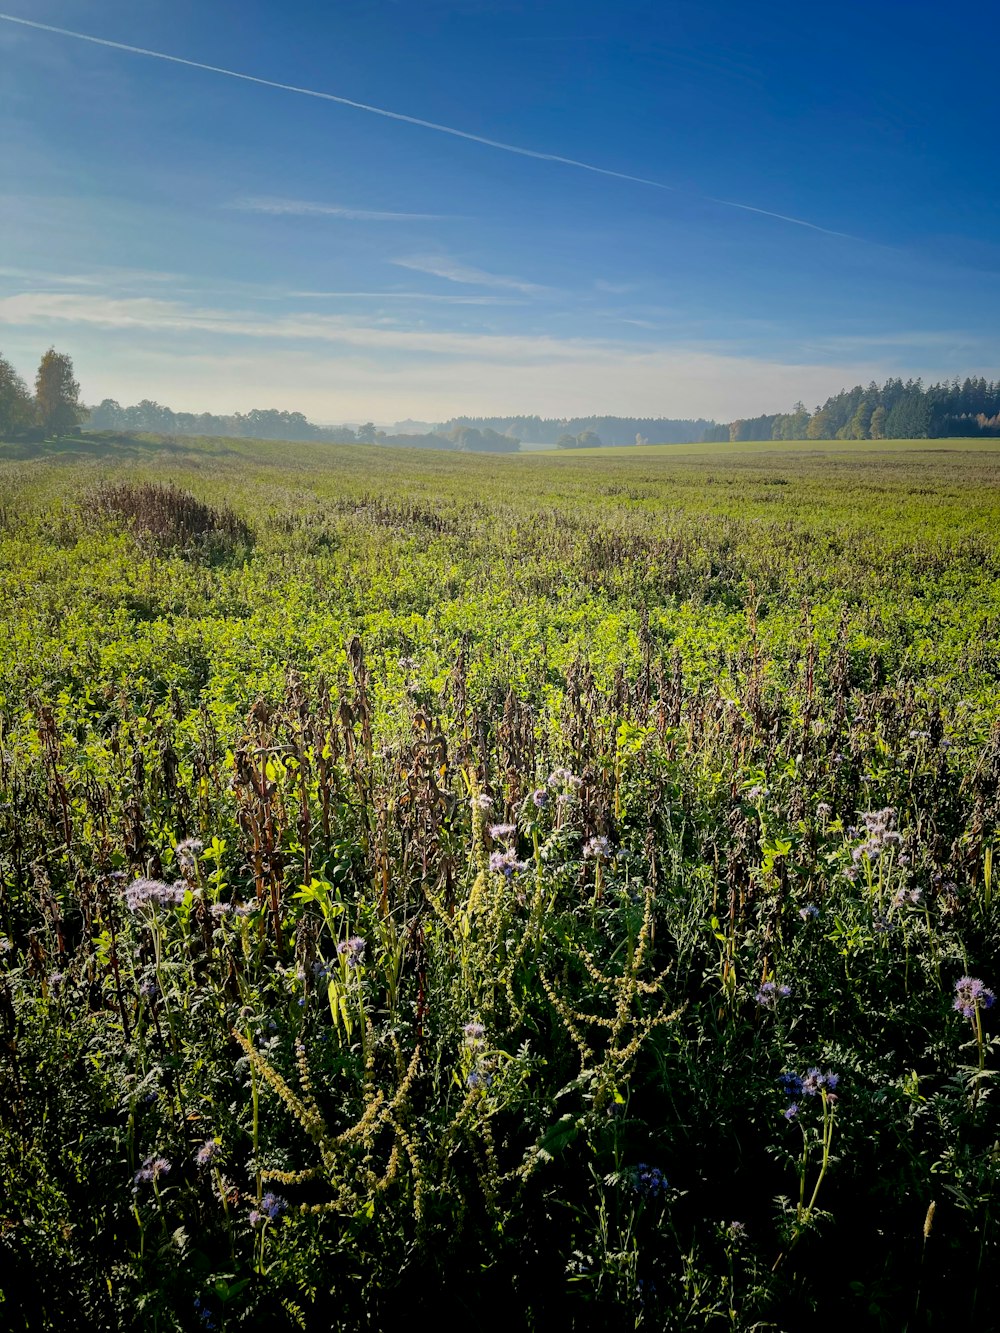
2,0 -> 999,422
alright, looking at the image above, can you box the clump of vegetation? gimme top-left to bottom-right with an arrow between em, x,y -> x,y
88,479 -> 253,557
0,435 -> 999,1329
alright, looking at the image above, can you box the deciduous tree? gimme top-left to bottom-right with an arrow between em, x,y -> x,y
0,352 -> 35,436
34,347 -> 82,436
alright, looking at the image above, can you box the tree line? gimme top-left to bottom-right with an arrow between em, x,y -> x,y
445,415 -> 716,445
719,376 -> 1000,443
4,346 -> 1000,448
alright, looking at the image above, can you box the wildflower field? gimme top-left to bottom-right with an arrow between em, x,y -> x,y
1,434 -> 999,1329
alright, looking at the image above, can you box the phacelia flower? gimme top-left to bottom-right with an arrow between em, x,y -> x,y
134,1154 -> 172,1187
799,904 -> 820,920
755,981 -> 791,1007
175,837 -> 204,867
777,1073 -> 803,1099
954,976 -> 996,1019
801,1067 -> 838,1096
531,788 -> 549,808
125,878 -> 184,911
489,849 -> 529,878
337,936 -> 366,969
195,1139 -> 221,1167
631,1163 -> 667,1198
583,835 -> 611,861
462,1022 -> 485,1044
466,1064 -> 494,1091
472,793 -> 494,812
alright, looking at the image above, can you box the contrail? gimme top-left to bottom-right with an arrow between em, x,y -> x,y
0,11 -> 857,241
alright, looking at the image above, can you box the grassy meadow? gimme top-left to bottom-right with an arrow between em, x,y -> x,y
1,434 -> 999,1329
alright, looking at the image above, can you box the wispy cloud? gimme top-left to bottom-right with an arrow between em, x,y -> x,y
391,255 -> 548,294
594,279 -> 639,295
287,289 -> 526,305
0,264 -> 180,288
230,196 -> 450,221
0,11 -> 862,242
3,289 -> 986,424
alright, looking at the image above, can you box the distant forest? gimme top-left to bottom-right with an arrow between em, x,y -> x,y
76,375 -> 1000,450
714,376 -> 1000,443
441,415 -> 715,445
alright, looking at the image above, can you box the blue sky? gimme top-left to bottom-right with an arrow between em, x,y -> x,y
1,0 -> 999,423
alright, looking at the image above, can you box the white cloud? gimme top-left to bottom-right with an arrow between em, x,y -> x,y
391,255 -> 549,294
230,197 -> 450,221
2,288 -> 992,422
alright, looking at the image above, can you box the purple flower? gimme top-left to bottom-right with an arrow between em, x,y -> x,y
48,971 -> 65,991
489,849 -> 529,877
134,1154 -> 171,1187
777,1073 -> 803,1099
531,788 -> 549,808
175,838 -> 204,870
472,793 -> 494,812
337,936 -> 366,969
954,976 -> 996,1019
125,878 -> 184,911
463,1022 -> 485,1044
815,803 -> 832,819
547,767 -> 581,790
583,835 -> 611,861
260,1192 -> 287,1220
631,1163 -> 667,1198
755,981 -> 791,1007
799,904 -> 819,920
195,1139 -> 220,1167
801,1067 -> 838,1096
784,1103 -> 800,1121
489,823 -> 517,842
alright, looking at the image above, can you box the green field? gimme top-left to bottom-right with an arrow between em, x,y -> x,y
1,434 -> 999,1329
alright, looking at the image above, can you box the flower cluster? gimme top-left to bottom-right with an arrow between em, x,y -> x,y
631,1163 -> 668,1198
489,849 -> 530,877
195,1139 -> 221,1167
582,835 -> 611,862
779,1068 -> 839,1119
953,975 -> 996,1019
463,1021 -> 493,1090
175,837 -> 204,873
547,766 -> 582,791
851,808 -> 902,864
133,1154 -> 171,1188
125,878 -> 185,911
249,1192 -> 287,1226
337,936 -> 366,969
755,980 -> 791,1008
892,886 -> 923,908
489,823 -> 517,842
472,793 -> 494,812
